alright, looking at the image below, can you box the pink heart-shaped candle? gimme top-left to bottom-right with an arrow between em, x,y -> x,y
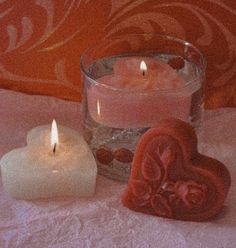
122,118 -> 231,221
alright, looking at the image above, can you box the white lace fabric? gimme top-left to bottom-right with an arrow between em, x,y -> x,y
0,89 -> 235,248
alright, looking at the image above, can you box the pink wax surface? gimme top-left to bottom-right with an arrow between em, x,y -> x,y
87,57 -> 195,128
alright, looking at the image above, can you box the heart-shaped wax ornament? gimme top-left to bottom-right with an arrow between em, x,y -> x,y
122,118 -> 231,221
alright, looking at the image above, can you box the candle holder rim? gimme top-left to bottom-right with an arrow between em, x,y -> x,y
80,33 -> 207,93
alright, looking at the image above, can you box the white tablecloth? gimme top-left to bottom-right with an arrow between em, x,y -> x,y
0,89 -> 235,248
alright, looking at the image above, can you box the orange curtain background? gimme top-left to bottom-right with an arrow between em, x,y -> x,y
0,0 -> 235,108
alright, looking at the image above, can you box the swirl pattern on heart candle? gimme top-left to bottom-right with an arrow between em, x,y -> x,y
122,118 -> 231,221
0,0 -> 235,107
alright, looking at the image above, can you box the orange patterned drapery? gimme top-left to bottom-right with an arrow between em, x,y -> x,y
0,0 -> 235,108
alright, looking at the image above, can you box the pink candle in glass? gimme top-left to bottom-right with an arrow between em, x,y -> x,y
87,57 -> 193,128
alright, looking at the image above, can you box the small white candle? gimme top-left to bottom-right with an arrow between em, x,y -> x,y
0,121 -> 97,200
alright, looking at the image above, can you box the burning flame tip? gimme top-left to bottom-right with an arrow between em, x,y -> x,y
140,60 -> 147,74
51,119 -> 59,148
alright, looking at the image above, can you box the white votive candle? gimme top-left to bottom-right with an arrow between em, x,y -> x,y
0,121 -> 97,200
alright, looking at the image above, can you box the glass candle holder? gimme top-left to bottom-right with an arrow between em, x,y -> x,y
80,34 -> 206,182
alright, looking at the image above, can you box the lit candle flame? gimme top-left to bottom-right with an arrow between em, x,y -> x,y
140,60 -> 147,76
51,119 -> 59,153
97,100 -> 101,117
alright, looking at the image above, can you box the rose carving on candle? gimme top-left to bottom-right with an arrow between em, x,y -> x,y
122,118 -> 231,221
173,180 -> 207,209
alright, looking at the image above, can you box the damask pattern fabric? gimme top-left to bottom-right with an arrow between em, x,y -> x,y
0,0 -> 235,108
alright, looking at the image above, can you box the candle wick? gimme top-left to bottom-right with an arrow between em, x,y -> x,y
53,143 -> 57,154
142,70 -> 145,76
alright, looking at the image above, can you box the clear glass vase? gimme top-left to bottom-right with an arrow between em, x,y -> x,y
80,34 -> 206,182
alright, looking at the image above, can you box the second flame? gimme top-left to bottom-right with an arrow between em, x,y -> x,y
140,60 -> 147,76
51,119 -> 59,152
